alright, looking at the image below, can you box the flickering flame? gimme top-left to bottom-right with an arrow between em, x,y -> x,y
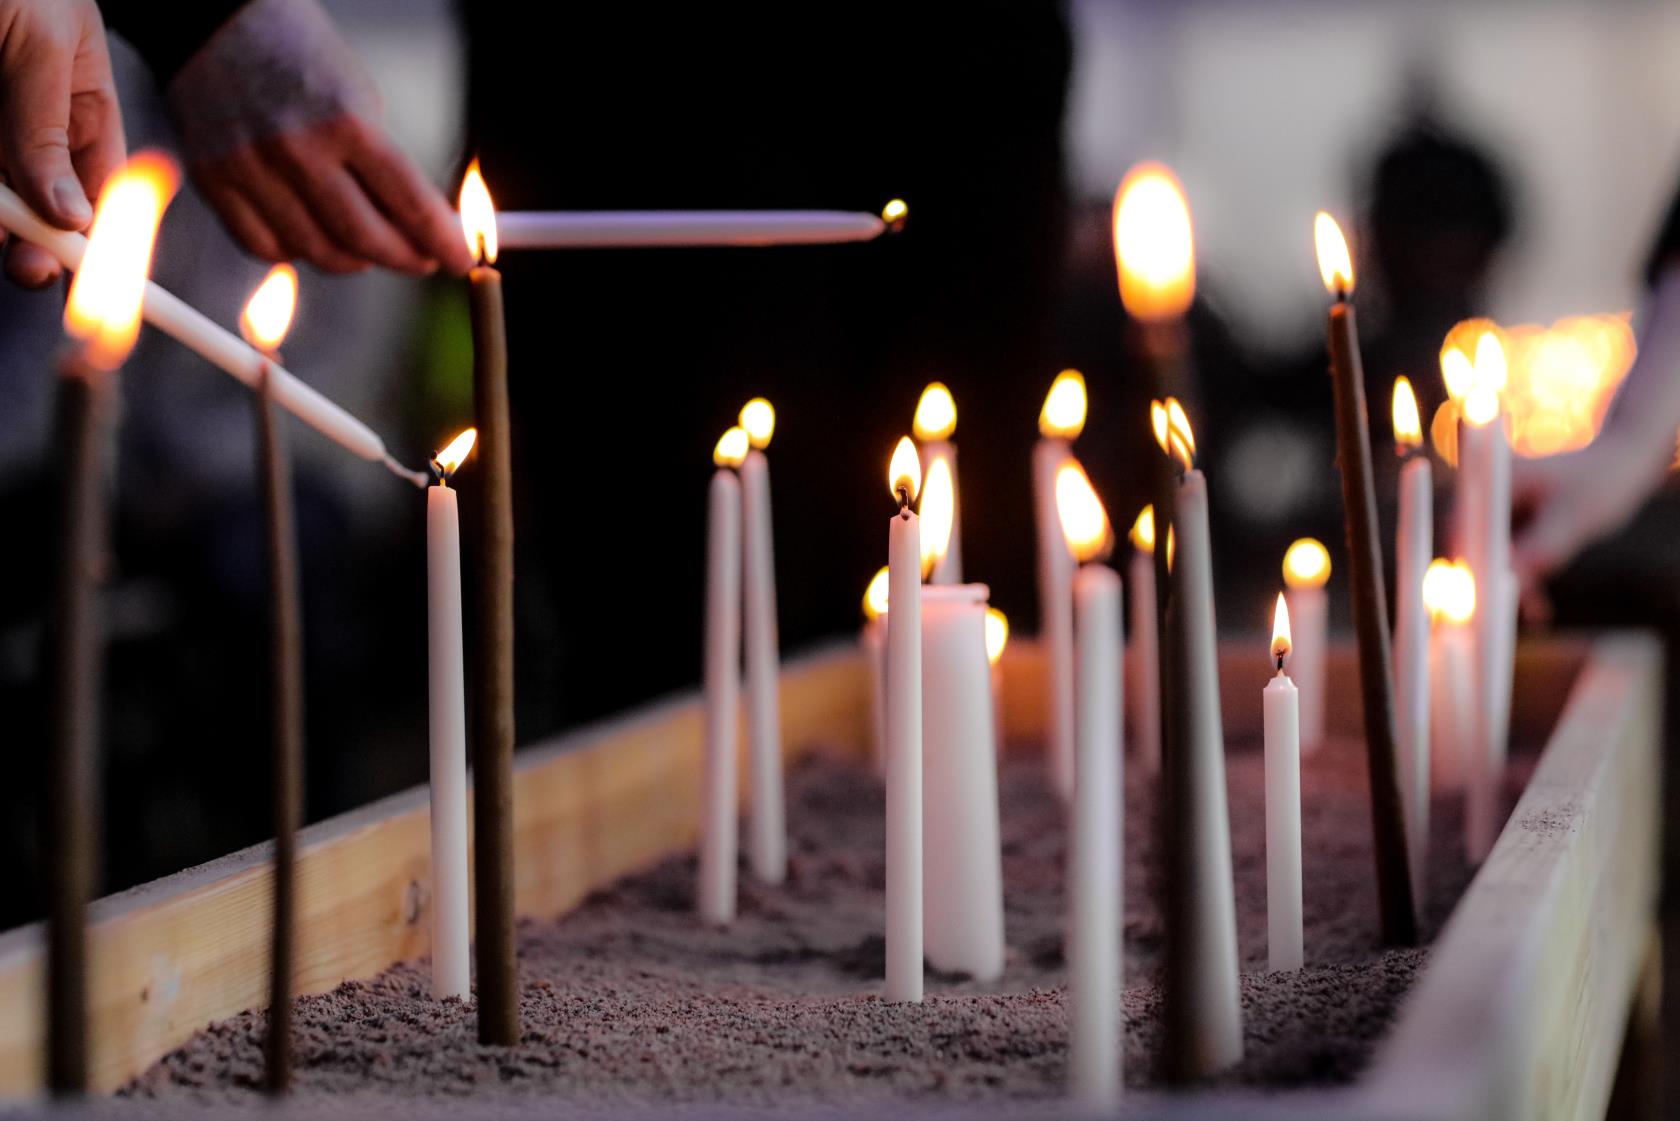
715,426 -> 749,468
1152,397 -> 1195,470
1113,162 -> 1195,321
1392,377 -> 1422,451
1422,559 -> 1475,626
913,382 -> 957,441
1038,369 -> 1087,439
920,456 -> 955,576
458,159 -> 498,264
985,607 -> 1009,667
1474,331 -> 1508,395
433,427 -> 477,477
1441,345 -> 1475,403
1166,525 -> 1175,573
1283,538 -> 1330,589
739,397 -> 775,449
881,198 -> 908,230
63,152 -> 179,371
240,264 -> 298,353
1055,461 -> 1111,564
1463,382 -> 1500,428
1313,211 -> 1354,297
1271,592 -> 1292,666
862,566 -> 890,621
889,435 -> 921,503
1431,401 -> 1460,467
1130,505 -> 1155,553
1151,400 -> 1169,450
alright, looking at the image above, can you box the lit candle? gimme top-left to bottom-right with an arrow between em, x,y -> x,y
460,160 -> 519,1044
1391,378 -> 1433,902
860,567 -> 889,776
913,382 -> 962,585
1264,594 -> 1303,973
920,459 -> 1004,980
48,152 -> 178,1095
1126,507 -> 1160,774
1055,462 -> 1123,1107
1423,561 -> 1483,857
1315,211 -> 1416,947
424,429 -> 476,1000
498,199 -> 908,249
884,436 -> 925,1003
701,427 -> 747,925
1281,539 -> 1331,755
1033,369 -> 1087,801
986,606 -> 1009,752
737,398 -> 785,885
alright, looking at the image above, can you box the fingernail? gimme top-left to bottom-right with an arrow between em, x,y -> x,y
52,178 -> 91,225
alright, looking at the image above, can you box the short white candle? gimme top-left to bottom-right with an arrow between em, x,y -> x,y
497,201 -> 906,249
1423,561 -> 1480,859
738,399 -> 785,885
1034,369 -> 1087,802
860,568 -> 890,776
884,437 -> 925,1003
1126,506 -> 1160,774
1392,378 -> 1433,902
1264,593 -> 1303,973
1282,539 -> 1331,755
699,428 -> 747,925
914,383 -> 963,586
425,429 -> 476,999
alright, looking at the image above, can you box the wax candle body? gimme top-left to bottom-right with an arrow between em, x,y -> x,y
740,449 -> 785,885
1127,547 -> 1160,773
425,484 -> 471,999
498,208 -> 891,249
1069,563 -> 1123,1106
1393,456 -> 1433,901
1032,438 -> 1076,800
921,585 -> 1004,981
885,508 -> 924,1003
1162,469 -> 1243,1076
861,619 -> 886,777
1458,414 -> 1513,803
1264,672 -> 1303,972
919,441 -> 962,585
699,468 -> 742,925
1429,620 -> 1475,796
1284,585 -> 1328,754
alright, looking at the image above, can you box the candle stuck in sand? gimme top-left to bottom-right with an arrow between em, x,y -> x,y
1264,594 -> 1303,973
738,398 -> 786,885
1033,369 -> 1087,802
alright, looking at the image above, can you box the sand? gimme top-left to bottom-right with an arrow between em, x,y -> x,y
119,735 -> 1528,1111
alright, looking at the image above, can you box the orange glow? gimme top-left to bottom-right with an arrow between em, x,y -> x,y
1392,376 -> 1422,451
913,382 -> 957,441
1150,399 -> 1169,450
1166,525 -> 1175,573
63,152 -> 180,371
889,435 -> 921,503
1153,397 -> 1195,471
1464,382 -> 1500,428
1113,162 -> 1195,322
715,426 -> 749,468
1283,539 -> 1330,589
985,607 -> 1009,666
881,198 -> 908,230
862,565 -> 890,621
1055,461 -> 1112,564
1271,592 -> 1292,666
739,398 -> 775,449
920,456 -> 955,576
1473,331 -> 1508,394
458,159 -> 498,264
240,264 -> 298,353
1431,401 -> 1460,467
1313,211 -> 1354,296
1038,369 -> 1087,439
1440,345 -> 1474,403
1130,505 -> 1155,553
433,428 -> 477,478
1422,559 -> 1475,625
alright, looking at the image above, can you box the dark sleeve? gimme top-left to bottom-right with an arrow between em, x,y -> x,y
1645,181 -> 1680,286
98,0 -> 248,85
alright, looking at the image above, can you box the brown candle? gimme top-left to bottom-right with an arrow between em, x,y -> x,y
1317,213 -> 1417,946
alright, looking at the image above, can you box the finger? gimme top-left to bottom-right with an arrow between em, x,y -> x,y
264,133 -> 435,273
0,25 -> 91,227
221,150 -> 365,274
343,120 -> 473,273
4,238 -> 62,288
66,27 -> 125,208
197,174 -> 286,262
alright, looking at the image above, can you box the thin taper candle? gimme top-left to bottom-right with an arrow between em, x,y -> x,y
884,437 -> 924,1003
738,399 -> 785,885
1264,594 -> 1303,973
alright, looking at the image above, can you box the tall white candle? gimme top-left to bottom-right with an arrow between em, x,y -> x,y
498,201 -> 906,249
1034,370 -> 1087,801
884,437 -> 925,1003
1126,507 -> 1160,774
1282,539 -> 1331,754
425,430 -> 476,1000
914,383 -> 962,586
1392,379 -> 1433,903
1424,561 -> 1476,796
1264,594 -> 1303,974
861,568 -> 890,776
738,400 -> 785,885
700,428 -> 747,925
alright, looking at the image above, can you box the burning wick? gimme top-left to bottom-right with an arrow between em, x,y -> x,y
432,428 -> 478,488
1272,593 -> 1293,674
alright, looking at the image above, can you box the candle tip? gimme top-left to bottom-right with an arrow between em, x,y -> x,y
383,453 -> 431,489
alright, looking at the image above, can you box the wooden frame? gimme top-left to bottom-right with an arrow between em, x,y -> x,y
0,631 -> 1660,1120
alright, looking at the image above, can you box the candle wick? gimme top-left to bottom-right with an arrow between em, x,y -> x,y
897,485 -> 911,518
1334,283 -> 1349,304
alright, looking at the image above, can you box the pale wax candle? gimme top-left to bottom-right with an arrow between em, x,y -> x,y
1034,370 -> 1087,801
1424,560 -> 1476,798
1127,507 -> 1160,773
739,399 -> 785,885
885,437 -> 925,1003
1392,378 -> 1433,903
1264,594 -> 1303,973
700,429 -> 747,925
498,201 -> 906,249
914,382 -> 962,585
1282,539 -> 1330,754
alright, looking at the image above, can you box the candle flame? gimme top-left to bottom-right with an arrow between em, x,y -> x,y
1422,559 -> 1476,625
240,263 -> 298,353
1314,211 -> 1354,297
1055,461 -> 1112,564
433,427 -> 477,477
913,382 -> 957,441
1150,399 -> 1169,450
920,455 -> 955,577
862,565 -> 890,621
1038,369 -> 1087,439
1166,525 -> 1175,573
1431,400 -> 1461,467
1130,505 -> 1155,553
739,397 -> 775,449
1392,376 -> 1422,450
881,198 -> 909,231
458,159 -> 498,265
63,152 -> 180,371
1283,538 -> 1331,589
1271,592 -> 1292,666
1441,345 -> 1475,403
985,606 -> 1009,667
1473,330 -> 1508,394
1152,397 -> 1195,470
1464,381 -> 1500,428
1113,162 -> 1195,321
889,435 -> 921,503
715,426 -> 749,468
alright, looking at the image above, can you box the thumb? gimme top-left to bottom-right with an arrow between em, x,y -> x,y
1,28 -> 91,228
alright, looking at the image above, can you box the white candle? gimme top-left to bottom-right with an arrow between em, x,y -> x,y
1282,539 -> 1331,754
1264,594 -> 1303,973
914,383 -> 962,585
1126,507 -> 1160,774
700,429 -> 747,925
498,202 -> 905,249
921,584 -> 1005,981
861,568 -> 890,776
1392,378 -> 1433,902
1034,370 -> 1087,801
1423,561 -> 1479,858
738,399 -> 785,885
884,437 -> 925,1003
425,430 -> 476,1000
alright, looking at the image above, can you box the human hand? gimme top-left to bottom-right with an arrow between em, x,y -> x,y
0,0 -> 124,287
166,0 -> 472,277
